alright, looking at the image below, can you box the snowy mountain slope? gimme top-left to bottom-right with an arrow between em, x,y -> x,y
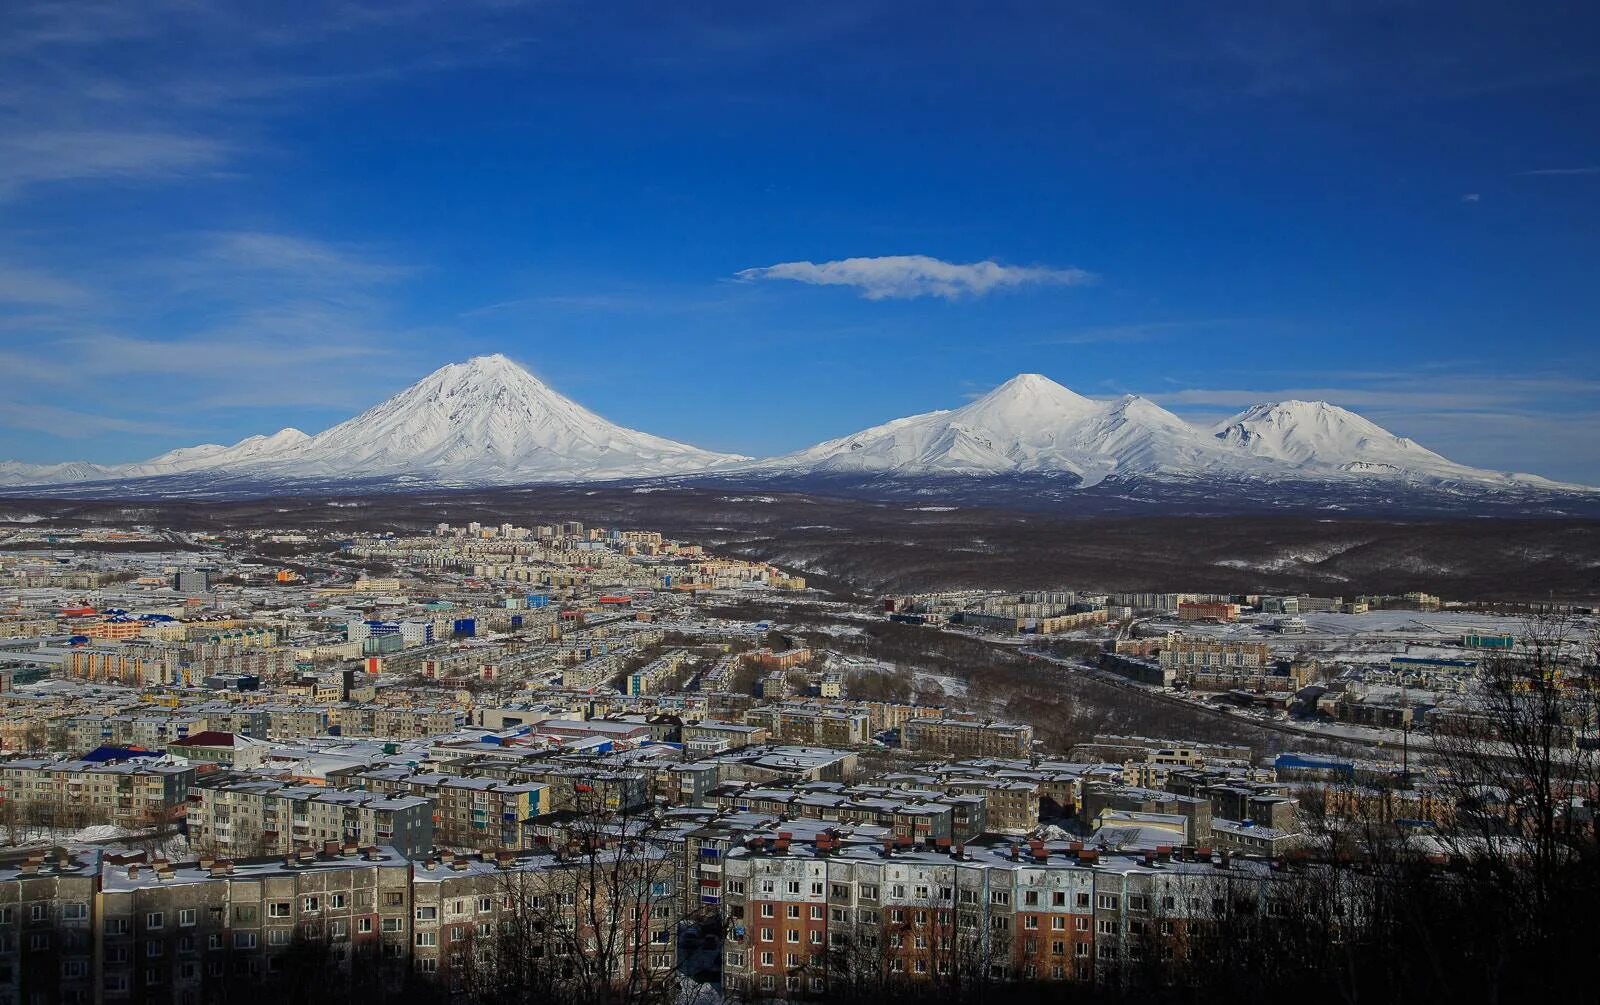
0,355 -> 745,488
743,373 -> 1261,486
1210,400 -> 1583,489
0,363 -> 1592,502
246,354 -> 746,483
739,374 -> 1595,494
0,460 -> 120,487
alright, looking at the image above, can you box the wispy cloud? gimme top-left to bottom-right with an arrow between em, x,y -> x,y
204,232 -> 414,285
0,130 -> 231,198
0,264 -> 92,307
0,1 -> 536,200
734,255 -> 1095,300
1028,319 -> 1241,346
0,226 -> 438,460
0,400 -> 186,439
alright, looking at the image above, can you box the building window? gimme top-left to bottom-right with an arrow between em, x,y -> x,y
146,912 -> 164,930
267,903 -> 291,919
179,909 -> 196,927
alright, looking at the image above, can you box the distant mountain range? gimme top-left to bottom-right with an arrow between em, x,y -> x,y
1,355 -> 1594,513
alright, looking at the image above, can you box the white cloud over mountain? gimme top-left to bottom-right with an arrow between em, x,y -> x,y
735,255 -> 1094,300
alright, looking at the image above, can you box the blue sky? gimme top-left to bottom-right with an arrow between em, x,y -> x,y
2,2 -> 1598,481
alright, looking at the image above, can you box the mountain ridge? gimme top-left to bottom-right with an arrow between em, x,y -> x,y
0,359 -> 1591,507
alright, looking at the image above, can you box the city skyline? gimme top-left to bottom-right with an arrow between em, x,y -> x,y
1,3 -> 1597,480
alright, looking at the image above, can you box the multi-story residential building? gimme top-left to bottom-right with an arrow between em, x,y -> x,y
719,834 -> 1279,998
683,720 -> 770,754
187,780 -> 434,858
628,650 -> 690,695
745,705 -> 871,747
42,843 -> 672,1003
1033,610 -> 1110,634
1159,638 -> 1270,673
168,730 -> 273,769
710,784 -> 976,843
1177,602 -> 1241,623
338,705 -> 465,739
62,645 -> 179,686
0,757 -> 196,829
936,777 -> 1040,834
902,718 -> 1034,759
0,847 -> 99,1004
748,648 -> 813,672
95,845 -> 415,1002
354,770 -> 547,851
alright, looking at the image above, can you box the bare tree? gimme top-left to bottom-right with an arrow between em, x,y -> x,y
466,794 -> 690,1005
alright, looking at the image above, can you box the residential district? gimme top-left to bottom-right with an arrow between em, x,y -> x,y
0,517 -> 1594,1003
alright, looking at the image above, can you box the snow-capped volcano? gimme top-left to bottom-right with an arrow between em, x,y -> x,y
265,354 -> 745,482
1213,399 -> 1466,472
1209,400 -> 1579,489
0,363 -> 1591,509
0,355 -> 745,489
743,373 -> 1255,486
739,373 -> 1595,495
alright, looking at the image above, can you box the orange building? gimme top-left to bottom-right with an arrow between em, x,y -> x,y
86,620 -> 144,641
1178,602 -> 1241,623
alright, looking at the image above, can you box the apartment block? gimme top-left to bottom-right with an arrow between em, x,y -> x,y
745,705 -> 871,747
902,718 -> 1034,759
0,758 -> 196,828
720,834 -> 1278,998
187,780 -> 434,858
